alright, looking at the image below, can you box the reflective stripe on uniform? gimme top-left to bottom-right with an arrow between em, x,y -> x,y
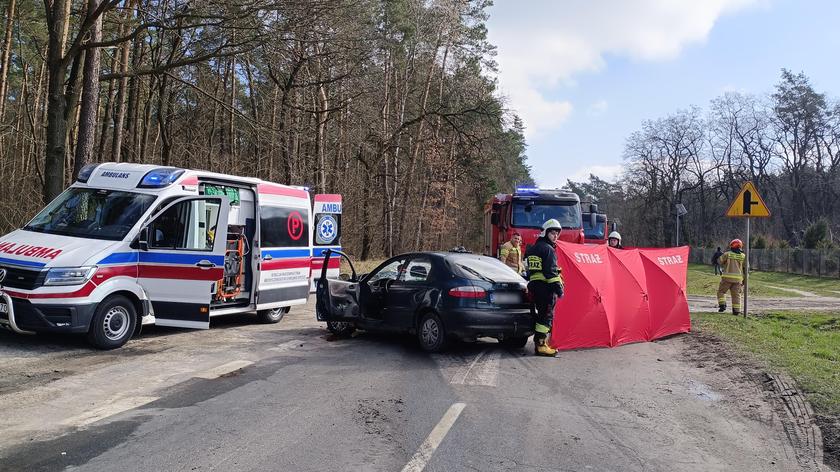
528,273 -> 562,283
535,323 -> 550,334
721,251 -> 746,282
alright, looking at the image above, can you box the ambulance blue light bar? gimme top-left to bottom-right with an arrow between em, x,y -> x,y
514,186 -> 540,195
76,163 -> 100,183
137,167 -> 185,188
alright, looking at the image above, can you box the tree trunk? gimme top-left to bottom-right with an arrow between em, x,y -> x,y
74,0 -> 103,177
43,0 -> 72,203
0,0 -> 17,120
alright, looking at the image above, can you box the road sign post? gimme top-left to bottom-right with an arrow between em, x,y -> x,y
725,182 -> 771,318
745,217 -> 749,318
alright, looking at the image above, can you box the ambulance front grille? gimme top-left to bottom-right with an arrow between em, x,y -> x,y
0,265 -> 46,290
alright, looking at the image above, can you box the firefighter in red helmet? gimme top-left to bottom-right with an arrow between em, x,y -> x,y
717,239 -> 746,315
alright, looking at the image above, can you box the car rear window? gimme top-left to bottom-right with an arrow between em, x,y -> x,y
448,255 -> 523,282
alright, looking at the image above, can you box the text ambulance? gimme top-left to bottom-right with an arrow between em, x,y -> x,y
0,163 -> 341,349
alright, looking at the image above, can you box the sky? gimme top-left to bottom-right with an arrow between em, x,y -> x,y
486,0 -> 840,188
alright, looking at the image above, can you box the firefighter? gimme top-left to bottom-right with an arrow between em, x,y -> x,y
525,219 -> 564,357
717,239 -> 746,315
607,231 -> 624,249
499,232 -> 524,274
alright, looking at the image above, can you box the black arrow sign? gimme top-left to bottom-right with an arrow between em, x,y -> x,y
742,189 -> 759,215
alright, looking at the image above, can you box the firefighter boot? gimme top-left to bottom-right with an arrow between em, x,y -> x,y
732,309 -> 741,316
534,336 -> 557,357
718,304 -> 726,313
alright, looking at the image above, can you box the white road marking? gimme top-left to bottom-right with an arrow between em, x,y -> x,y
434,348 -> 501,386
61,396 -> 159,427
401,402 -> 466,472
194,360 -> 253,379
267,339 -> 304,353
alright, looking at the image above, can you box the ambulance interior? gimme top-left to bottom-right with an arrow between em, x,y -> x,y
197,183 -> 257,308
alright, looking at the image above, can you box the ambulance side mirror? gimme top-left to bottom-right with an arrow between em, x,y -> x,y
138,227 -> 150,251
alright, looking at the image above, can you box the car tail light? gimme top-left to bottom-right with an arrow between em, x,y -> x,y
449,286 -> 486,298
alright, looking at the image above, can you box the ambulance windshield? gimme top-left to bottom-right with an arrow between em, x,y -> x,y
25,188 -> 156,241
512,201 -> 581,229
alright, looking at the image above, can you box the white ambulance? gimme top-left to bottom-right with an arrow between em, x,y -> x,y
0,163 -> 342,349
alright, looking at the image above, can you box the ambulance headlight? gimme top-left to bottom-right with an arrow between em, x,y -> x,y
44,267 -> 97,286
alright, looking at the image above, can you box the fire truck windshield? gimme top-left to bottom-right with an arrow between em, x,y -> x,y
512,201 -> 581,229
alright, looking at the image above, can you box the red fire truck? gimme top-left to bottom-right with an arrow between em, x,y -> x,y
484,187 -> 595,257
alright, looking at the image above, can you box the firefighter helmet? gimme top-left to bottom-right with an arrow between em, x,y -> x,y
540,219 -> 563,237
608,231 -> 622,242
730,239 -> 743,249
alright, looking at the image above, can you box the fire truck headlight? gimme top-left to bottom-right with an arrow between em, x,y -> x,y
44,266 -> 97,286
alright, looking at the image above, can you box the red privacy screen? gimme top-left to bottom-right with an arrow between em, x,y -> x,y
548,242 -> 690,350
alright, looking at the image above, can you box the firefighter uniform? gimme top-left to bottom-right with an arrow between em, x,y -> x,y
717,241 -> 746,314
499,240 -> 523,273
525,221 -> 564,356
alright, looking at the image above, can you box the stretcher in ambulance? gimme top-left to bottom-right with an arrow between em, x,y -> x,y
0,163 -> 342,349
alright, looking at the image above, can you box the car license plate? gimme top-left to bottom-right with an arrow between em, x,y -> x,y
491,292 -> 521,305
0,300 -> 7,314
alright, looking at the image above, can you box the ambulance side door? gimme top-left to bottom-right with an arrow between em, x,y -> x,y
138,196 -> 229,329
255,200 -> 311,310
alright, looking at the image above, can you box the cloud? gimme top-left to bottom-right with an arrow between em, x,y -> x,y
567,164 -> 624,184
587,99 -> 609,117
488,0 -> 761,137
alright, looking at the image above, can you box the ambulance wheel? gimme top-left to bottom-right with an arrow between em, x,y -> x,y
418,312 -> 448,353
326,321 -> 355,337
501,336 -> 529,349
257,306 -> 289,324
86,296 -> 137,350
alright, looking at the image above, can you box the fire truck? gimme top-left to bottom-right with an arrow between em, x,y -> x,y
484,187 -> 595,258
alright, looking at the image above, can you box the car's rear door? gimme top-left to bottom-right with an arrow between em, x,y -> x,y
315,250 -> 360,322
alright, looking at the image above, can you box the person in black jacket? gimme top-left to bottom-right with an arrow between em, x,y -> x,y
524,219 -> 564,357
712,247 -> 723,275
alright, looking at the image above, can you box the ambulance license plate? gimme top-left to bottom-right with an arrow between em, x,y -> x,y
491,292 -> 521,305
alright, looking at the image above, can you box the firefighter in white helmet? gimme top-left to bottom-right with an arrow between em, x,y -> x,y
524,219 -> 564,357
607,231 -> 624,249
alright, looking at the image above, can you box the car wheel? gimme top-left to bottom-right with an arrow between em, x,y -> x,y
500,336 -> 529,349
257,306 -> 289,324
326,321 -> 355,337
86,295 -> 137,350
418,312 -> 448,353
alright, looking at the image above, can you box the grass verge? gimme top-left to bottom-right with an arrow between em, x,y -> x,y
693,310 -> 840,467
687,263 -> 840,298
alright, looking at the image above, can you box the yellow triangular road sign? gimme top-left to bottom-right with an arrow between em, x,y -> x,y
726,181 -> 771,218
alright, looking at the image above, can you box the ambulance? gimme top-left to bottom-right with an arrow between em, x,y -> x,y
0,163 -> 342,349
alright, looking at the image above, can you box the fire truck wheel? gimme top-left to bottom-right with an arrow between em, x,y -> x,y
417,312 -> 448,353
257,306 -> 289,324
326,321 -> 355,337
86,295 -> 137,350
500,336 -> 529,349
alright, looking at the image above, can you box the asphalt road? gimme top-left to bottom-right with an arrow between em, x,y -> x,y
0,301 -> 829,472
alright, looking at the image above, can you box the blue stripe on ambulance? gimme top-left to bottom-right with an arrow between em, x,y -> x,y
312,247 -> 342,258
0,256 -> 46,268
261,248 -> 311,259
97,252 -> 224,266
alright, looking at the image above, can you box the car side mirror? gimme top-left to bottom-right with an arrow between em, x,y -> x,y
490,213 -> 500,225
139,227 -> 149,251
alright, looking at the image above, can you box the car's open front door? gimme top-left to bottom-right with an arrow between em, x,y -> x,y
315,249 -> 361,322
